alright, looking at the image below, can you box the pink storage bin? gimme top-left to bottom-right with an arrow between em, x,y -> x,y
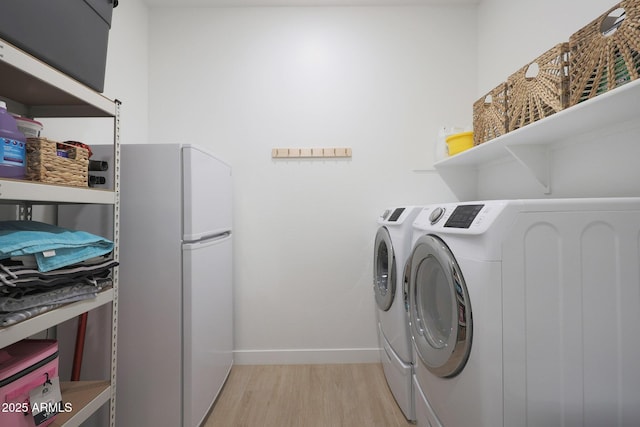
0,340 -> 59,427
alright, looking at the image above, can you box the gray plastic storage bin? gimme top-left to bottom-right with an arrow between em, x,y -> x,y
0,0 -> 117,93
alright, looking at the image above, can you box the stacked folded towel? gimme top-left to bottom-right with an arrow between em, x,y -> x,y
0,221 -> 118,326
0,221 -> 114,272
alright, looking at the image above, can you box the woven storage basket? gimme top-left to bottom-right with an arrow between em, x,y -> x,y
25,138 -> 89,187
569,0 -> 640,106
507,43 -> 570,132
473,83 -> 508,145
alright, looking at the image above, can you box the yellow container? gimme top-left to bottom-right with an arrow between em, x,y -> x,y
445,131 -> 474,156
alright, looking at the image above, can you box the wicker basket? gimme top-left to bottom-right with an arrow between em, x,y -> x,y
473,83 -> 508,145
25,138 -> 89,187
507,43 -> 570,132
569,0 -> 640,106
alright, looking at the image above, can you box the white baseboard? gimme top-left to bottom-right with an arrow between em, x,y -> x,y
233,348 -> 381,365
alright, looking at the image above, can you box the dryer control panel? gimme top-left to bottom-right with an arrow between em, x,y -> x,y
444,204 -> 484,228
387,207 -> 405,222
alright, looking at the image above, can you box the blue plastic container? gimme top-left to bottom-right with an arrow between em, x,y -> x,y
0,102 -> 26,179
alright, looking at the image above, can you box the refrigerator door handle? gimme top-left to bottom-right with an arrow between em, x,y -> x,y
183,232 -> 232,248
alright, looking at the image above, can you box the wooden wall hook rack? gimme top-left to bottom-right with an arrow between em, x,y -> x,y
271,147 -> 352,159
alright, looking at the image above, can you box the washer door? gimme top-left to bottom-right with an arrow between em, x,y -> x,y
373,227 -> 396,311
409,234 -> 472,378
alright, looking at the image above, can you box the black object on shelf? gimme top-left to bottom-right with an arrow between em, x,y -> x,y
88,160 -> 109,171
88,175 -> 106,187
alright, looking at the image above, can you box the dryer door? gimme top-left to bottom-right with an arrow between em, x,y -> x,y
374,227 -> 396,311
408,234 -> 472,378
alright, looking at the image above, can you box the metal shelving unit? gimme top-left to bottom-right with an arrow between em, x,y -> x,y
0,38 -> 119,427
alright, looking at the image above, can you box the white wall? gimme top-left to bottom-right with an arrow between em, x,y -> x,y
477,0 -> 619,95
148,5 -> 475,363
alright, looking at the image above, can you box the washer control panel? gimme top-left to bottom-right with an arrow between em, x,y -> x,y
414,201 -> 509,234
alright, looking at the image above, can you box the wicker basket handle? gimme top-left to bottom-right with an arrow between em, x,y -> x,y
525,62 -> 540,80
57,141 -> 87,160
601,7 -> 626,37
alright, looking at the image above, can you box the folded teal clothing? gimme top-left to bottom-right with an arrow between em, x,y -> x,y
0,221 -> 114,272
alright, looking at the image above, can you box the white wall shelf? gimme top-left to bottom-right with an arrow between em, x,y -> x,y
0,36 -> 120,427
434,78 -> 640,201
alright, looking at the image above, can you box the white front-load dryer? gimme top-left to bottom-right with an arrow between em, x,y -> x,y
408,198 -> 640,427
373,206 -> 423,421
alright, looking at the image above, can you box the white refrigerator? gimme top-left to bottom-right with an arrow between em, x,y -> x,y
115,144 -> 233,427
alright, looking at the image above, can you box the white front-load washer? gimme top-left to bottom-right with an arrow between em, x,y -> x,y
408,198 -> 640,427
373,206 -> 423,421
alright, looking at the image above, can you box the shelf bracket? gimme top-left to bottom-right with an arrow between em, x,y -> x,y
433,165 -> 479,201
504,144 -> 551,194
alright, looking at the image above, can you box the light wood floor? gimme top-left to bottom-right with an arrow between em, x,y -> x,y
203,364 -> 414,427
